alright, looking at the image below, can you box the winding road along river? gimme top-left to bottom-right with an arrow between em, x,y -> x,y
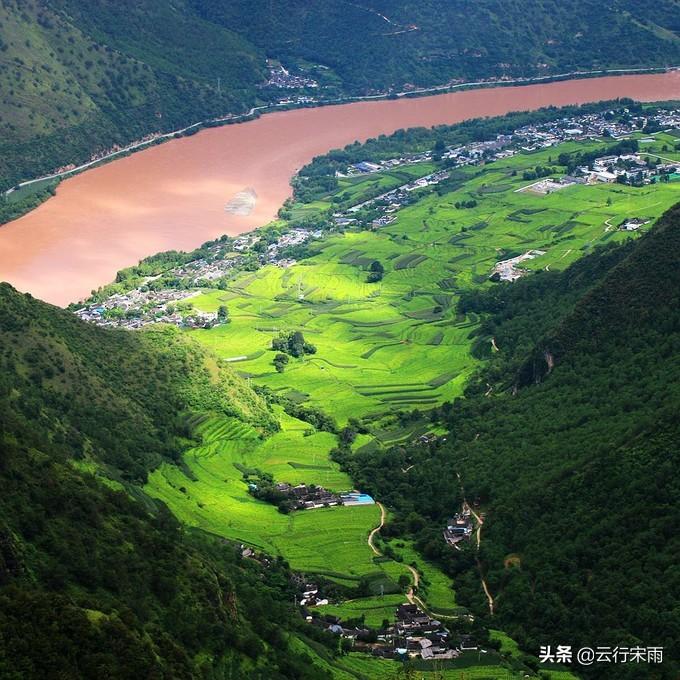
2,71 -> 680,305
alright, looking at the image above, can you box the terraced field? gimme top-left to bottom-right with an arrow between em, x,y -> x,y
293,640 -> 579,680
146,412 -> 389,578
149,130 -> 679,640
191,132 -> 680,427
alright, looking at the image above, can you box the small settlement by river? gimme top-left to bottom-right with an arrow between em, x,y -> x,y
72,105 -> 680,328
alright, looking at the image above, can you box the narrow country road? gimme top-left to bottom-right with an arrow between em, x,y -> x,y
368,501 -> 386,555
368,502 -> 428,611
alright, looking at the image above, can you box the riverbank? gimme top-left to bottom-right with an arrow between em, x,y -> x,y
4,65 -> 677,199
1,69 -> 680,305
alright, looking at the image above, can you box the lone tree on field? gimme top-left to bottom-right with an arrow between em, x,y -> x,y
367,260 -> 384,283
271,330 -> 316,357
273,353 -> 289,373
217,305 -> 230,323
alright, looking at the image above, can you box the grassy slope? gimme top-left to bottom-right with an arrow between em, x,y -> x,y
0,282 -> 275,481
461,203 -> 680,675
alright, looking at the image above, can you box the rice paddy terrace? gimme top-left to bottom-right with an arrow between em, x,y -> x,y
144,125 -> 679,659
189,131 -> 679,423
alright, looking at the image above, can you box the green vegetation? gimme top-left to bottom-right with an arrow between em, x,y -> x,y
0,0 -> 264,191
196,0 -> 680,93
144,412 -> 386,579
350,204 -> 680,678
5,94 -> 680,675
0,283 -> 342,678
187,128 -> 680,430
83,107 -> 678,668
176,113 -> 677,675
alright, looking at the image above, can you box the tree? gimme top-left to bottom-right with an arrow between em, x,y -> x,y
271,331 -> 316,357
217,305 -> 229,323
273,353 -> 289,373
339,426 -> 357,447
432,138 -> 446,161
367,260 -> 384,283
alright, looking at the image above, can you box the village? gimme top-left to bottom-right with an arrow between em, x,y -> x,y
237,536 -> 482,666
247,478 -> 376,513
260,60 -> 319,90
307,601 -> 480,662
73,106 -> 679,328
329,107 -> 680,233
73,227 -> 323,329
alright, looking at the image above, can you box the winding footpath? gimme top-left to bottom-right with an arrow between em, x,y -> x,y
464,501 -> 495,617
457,473 -> 495,617
367,502 -> 429,612
368,501 -> 387,555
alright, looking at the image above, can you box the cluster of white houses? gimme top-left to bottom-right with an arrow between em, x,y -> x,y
74,226 -> 323,328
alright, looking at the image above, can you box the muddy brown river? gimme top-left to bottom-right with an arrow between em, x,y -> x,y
2,71 -> 680,305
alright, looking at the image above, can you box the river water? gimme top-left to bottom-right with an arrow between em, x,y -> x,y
1,71 -> 679,305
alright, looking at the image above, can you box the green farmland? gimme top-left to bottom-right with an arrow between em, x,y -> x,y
146,411 -> 385,578
189,132 -> 680,427
144,129 -> 678,676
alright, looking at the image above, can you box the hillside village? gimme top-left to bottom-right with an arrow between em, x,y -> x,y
330,107 -> 680,233
307,602 -> 479,662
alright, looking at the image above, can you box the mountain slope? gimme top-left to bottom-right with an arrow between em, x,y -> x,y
0,283 -> 275,481
0,0 -> 263,190
351,203 -> 680,678
2,0 -> 680,190
196,0 -> 680,91
0,284 -> 331,678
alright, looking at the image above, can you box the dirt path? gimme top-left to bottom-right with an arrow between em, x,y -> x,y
456,477 -> 495,617
368,501 -> 386,555
478,560 -> 495,616
368,502 -> 432,611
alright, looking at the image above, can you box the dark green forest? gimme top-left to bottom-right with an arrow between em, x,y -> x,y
0,284 -> 334,678
195,0 -> 680,91
2,0 -> 680,191
349,204 -> 680,679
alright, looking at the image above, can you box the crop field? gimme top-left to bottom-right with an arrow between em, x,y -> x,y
145,412 -> 390,578
386,539 -> 460,614
294,637 -> 579,679
156,130 -> 678,639
191,133 -> 680,428
332,652 -> 516,679
333,162 -> 438,209
316,593 -> 406,627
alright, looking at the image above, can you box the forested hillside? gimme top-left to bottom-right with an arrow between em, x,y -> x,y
195,0 -> 680,91
350,204 -> 680,679
0,284 -> 331,678
1,0 -> 680,189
